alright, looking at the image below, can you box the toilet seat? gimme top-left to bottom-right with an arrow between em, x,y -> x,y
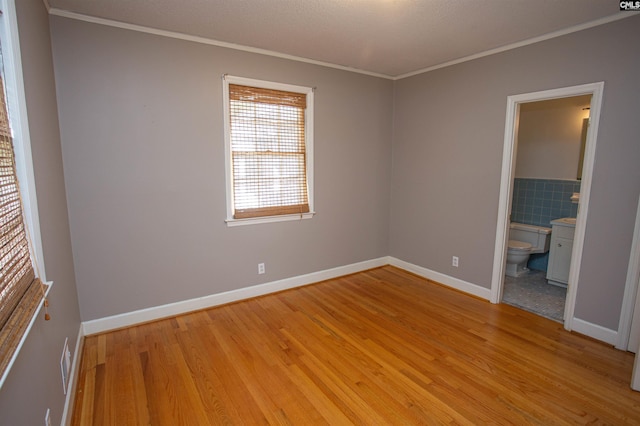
508,240 -> 532,251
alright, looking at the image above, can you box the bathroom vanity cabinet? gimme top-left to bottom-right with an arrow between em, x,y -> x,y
547,218 -> 576,287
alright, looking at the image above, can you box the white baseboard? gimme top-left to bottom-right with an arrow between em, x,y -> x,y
82,257 -> 390,335
61,325 -> 84,426
81,255 -> 620,350
570,318 -> 618,346
389,257 -> 623,346
388,257 -> 492,300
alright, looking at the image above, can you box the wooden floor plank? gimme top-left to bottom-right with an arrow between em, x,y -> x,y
71,266 -> 640,425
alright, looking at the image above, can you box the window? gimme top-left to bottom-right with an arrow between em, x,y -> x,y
223,76 -> 314,225
0,0 -> 49,389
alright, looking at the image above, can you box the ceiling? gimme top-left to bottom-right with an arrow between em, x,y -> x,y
47,0 -> 631,79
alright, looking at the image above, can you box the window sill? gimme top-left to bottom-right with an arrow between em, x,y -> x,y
225,212 -> 315,227
0,280 -> 53,390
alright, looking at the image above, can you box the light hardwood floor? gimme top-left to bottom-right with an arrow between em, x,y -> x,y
71,266 -> 640,425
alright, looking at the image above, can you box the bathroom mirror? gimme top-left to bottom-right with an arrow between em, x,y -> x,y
577,118 -> 588,180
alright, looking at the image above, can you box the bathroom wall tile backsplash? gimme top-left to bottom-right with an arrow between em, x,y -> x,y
511,178 -> 580,272
511,178 -> 580,228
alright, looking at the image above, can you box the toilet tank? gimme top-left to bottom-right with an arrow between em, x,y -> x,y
509,222 -> 552,253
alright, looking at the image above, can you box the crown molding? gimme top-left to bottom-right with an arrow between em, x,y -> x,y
48,8 -> 394,80
395,12 -> 640,80
48,8 -> 639,81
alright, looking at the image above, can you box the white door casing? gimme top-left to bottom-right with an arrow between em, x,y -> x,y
621,195 -> 640,352
491,82 -> 604,336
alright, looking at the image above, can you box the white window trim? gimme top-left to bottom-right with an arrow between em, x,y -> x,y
0,0 -> 52,390
222,75 -> 315,226
0,0 -> 46,277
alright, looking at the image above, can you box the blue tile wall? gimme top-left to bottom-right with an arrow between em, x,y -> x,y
511,178 -> 580,228
511,178 -> 580,271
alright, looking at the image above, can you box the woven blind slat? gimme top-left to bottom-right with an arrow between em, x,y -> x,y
0,73 -> 46,382
0,262 -> 33,327
0,275 -> 45,378
228,83 -> 309,219
229,84 -> 306,109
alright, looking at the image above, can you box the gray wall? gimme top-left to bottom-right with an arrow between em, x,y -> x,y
51,13 -> 640,332
50,17 -> 393,321
0,0 -> 81,425
390,15 -> 640,330
516,96 -> 591,180
2,7 -> 637,425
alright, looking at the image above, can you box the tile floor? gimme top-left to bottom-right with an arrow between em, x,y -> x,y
502,270 -> 567,322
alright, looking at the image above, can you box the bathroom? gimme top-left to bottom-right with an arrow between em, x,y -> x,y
502,94 -> 591,322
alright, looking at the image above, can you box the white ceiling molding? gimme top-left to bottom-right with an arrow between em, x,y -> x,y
48,8 -> 393,80
47,2 -> 639,80
395,13 -> 640,80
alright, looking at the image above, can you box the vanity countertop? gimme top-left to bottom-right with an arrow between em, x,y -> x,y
550,217 -> 576,227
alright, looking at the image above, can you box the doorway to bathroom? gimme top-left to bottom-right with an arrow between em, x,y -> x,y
503,95 -> 590,321
490,83 -> 604,330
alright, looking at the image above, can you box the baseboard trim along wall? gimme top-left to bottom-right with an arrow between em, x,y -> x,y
82,257 -> 390,335
61,326 -> 85,426
81,256 -> 614,348
387,257 -> 493,300
570,318 -> 618,346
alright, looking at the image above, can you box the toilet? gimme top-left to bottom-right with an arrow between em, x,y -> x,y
506,222 -> 552,277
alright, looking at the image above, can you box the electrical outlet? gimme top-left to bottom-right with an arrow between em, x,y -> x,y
452,256 -> 459,267
258,263 -> 265,274
44,409 -> 51,426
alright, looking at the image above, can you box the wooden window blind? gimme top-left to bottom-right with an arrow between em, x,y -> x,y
0,73 -> 48,382
228,84 -> 310,219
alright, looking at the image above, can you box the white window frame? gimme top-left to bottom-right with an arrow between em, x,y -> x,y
222,75 -> 314,227
0,0 -> 51,389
